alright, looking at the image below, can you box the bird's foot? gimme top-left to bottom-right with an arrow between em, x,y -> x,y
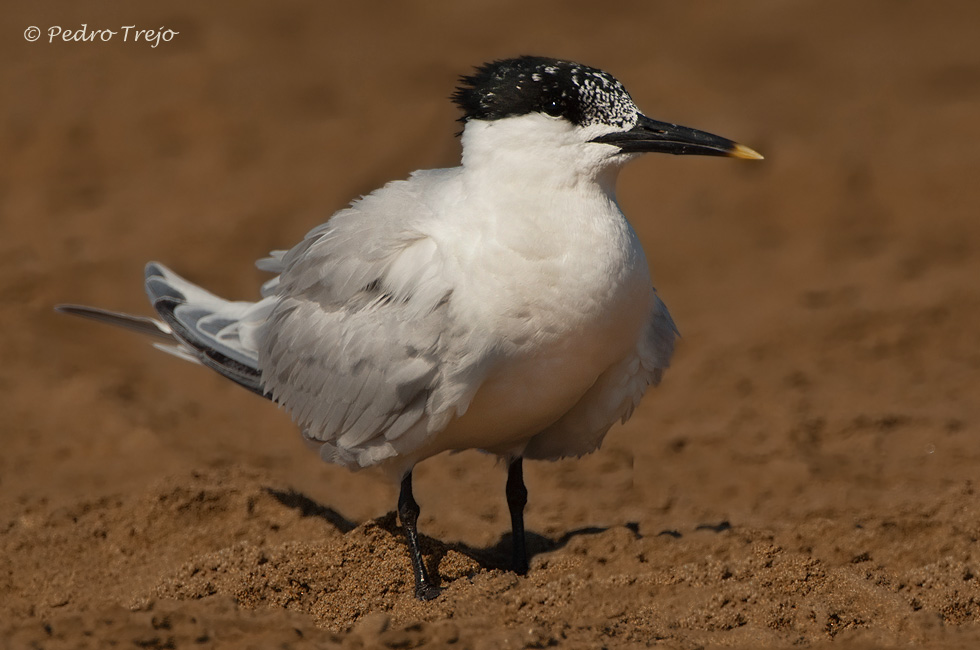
414,582 -> 443,601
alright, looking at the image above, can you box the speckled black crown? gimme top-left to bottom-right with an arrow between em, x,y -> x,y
452,56 -> 638,128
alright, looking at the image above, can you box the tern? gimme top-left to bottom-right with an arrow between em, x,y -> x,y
57,56 -> 761,600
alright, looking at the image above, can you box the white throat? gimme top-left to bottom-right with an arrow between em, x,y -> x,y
459,114 -> 634,194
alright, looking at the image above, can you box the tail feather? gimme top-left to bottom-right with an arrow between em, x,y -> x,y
143,262 -> 269,397
57,263 -> 273,400
54,304 -> 173,341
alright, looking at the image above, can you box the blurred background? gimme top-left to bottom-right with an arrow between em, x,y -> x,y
2,0 -> 979,646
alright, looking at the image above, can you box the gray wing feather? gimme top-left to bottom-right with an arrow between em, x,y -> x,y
256,250 -> 286,297
259,293 -> 452,467
256,170 -> 482,468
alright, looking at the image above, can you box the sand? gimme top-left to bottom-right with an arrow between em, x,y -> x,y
2,0 -> 980,647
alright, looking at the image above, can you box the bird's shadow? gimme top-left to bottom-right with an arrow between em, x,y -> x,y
439,519 -> 731,581
264,486 -> 358,534
265,484 -> 733,582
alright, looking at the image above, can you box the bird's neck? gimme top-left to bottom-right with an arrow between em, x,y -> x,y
459,117 -> 626,196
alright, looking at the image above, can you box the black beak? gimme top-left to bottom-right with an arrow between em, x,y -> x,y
591,114 -> 763,159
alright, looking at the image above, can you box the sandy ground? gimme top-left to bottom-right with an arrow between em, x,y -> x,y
2,1 -> 980,648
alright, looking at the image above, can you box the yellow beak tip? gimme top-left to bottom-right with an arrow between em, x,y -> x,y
731,143 -> 764,160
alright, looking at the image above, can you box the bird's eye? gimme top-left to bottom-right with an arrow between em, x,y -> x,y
543,98 -> 562,117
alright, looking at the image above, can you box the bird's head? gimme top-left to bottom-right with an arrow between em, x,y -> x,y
453,56 -> 761,185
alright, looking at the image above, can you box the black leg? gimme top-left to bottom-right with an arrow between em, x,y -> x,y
397,471 -> 441,600
506,457 -> 529,575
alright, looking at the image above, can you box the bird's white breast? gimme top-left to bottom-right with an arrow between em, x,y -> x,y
417,167 -> 652,457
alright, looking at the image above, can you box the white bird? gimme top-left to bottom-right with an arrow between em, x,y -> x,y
57,56 -> 761,600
